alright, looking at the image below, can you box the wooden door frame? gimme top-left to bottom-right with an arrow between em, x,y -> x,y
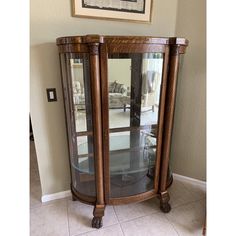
100,43 -> 169,205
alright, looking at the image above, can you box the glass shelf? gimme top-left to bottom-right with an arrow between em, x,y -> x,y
72,132 -> 157,176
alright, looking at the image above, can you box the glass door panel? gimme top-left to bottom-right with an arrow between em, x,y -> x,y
69,55 -> 96,197
107,53 -> 163,198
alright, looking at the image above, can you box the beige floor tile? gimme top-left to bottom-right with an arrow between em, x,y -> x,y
68,200 -> 118,236
181,180 -> 206,201
200,197 -> 206,209
30,141 -> 42,209
121,212 -> 178,236
30,142 -> 40,183
30,199 -> 69,236
169,179 -> 199,208
30,183 -> 42,209
83,224 -> 124,236
30,141 -> 37,160
165,200 -> 205,236
30,169 -> 40,184
114,197 -> 160,223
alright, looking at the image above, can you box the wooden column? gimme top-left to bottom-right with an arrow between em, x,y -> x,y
88,40 -> 105,228
159,44 -> 181,212
153,47 -> 170,192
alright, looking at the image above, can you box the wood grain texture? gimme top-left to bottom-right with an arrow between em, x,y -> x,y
100,44 -> 110,204
153,46 -> 170,192
109,190 -> 157,205
88,43 -> 105,206
107,43 -> 165,53
57,35 -> 189,48
57,44 -> 89,53
160,46 -> 181,193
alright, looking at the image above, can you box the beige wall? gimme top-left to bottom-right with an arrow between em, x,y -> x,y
30,44 -> 71,195
108,59 -> 131,87
170,0 -> 206,181
30,0 -> 179,195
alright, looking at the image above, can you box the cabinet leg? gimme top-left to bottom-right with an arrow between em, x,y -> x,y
92,205 -> 105,229
160,191 -> 171,213
72,194 -> 77,201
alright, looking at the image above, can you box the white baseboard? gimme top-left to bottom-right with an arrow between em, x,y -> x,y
173,173 -> 206,187
41,190 -> 72,203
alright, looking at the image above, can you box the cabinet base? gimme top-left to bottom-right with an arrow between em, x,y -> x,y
160,202 -> 171,213
72,195 -> 77,201
159,191 -> 171,213
92,217 -> 103,229
92,204 -> 105,229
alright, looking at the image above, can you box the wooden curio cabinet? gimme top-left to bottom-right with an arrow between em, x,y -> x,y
56,35 -> 188,228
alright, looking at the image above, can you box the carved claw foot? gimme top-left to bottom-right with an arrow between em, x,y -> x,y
160,191 -> 171,213
92,217 -> 103,229
160,202 -> 171,213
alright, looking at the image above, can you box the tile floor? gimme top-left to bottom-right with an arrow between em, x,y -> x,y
30,141 -> 206,236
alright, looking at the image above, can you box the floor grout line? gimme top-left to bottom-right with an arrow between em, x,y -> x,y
113,206 -> 125,236
112,205 -> 119,222
69,205 -> 121,236
73,223 -> 122,236
118,223 -> 125,236
163,213 -> 180,236
113,198 -> 165,224
113,195 -> 206,226
117,210 -> 160,225
164,198 -> 206,236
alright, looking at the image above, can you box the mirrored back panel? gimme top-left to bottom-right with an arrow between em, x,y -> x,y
107,53 -> 164,198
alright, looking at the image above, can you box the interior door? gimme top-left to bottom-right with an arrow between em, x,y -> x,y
100,43 -> 170,203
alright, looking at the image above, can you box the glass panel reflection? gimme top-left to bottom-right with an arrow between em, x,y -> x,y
68,55 -> 95,197
141,53 -> 163,125
108,58 -> 131,129
108,53 -> 163,198
70,58 -> 93,132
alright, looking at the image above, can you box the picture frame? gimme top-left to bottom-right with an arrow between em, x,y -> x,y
72,0 -> 153,23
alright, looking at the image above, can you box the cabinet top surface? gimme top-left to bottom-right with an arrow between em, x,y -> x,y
56,35 -> 188,46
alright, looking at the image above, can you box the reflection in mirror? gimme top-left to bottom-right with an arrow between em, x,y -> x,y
70,58 -> 92,133
108,53 -> 163,129
108,58 -> 131,129
77,136 -> 94,174
141,53 -> 163,125
77,136 -> 91,155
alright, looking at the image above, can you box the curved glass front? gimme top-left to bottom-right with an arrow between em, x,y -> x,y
66,55 -> 96,197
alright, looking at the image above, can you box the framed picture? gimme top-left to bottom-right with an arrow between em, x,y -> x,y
72,0 -> 153,23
